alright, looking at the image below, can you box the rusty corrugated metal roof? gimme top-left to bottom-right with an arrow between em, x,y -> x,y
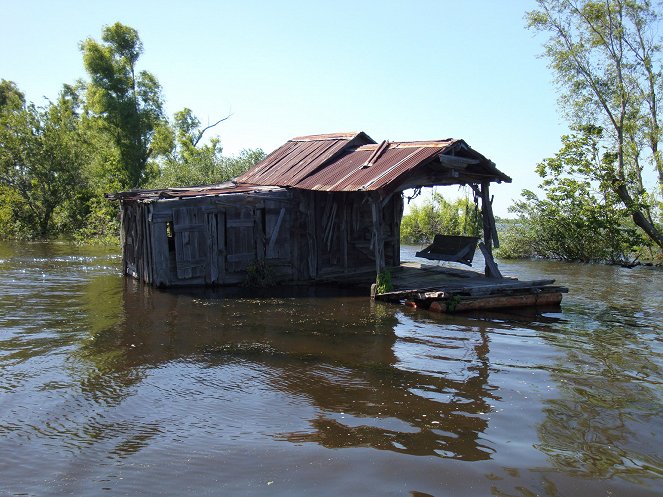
289,132 -> 367,141
236,133 -> 510,193
235,131 -> 375,187
107,131 -> 511,202
296,141 -> 455,191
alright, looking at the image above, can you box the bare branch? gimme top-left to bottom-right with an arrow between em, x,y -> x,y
193,112 -> 233,147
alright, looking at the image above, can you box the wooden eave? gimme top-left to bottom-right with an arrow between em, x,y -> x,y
375,148 -> 511,198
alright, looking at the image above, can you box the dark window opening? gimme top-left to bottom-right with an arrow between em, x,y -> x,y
166,221 -> 175,253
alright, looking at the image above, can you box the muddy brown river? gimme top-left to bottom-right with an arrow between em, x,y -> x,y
0,242 -> 661,496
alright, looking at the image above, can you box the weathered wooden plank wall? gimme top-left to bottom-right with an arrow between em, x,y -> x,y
120,189 -> 405,287
216,209 -> 226,283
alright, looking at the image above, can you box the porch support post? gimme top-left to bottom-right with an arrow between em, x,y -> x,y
480,181 -> 502,278
370,193 -> 385,276
480,181 -> 493,256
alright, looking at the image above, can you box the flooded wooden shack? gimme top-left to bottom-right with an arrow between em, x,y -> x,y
107,131 -> 567,311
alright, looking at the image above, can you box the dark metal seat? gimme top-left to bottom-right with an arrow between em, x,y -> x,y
415,235 -> 480,266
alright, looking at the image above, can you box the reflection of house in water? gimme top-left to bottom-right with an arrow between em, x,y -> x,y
272,316 -> 496,461
80,280 -> 499,461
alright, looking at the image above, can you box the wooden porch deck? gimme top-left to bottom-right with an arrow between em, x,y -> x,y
374,262 -> 568,313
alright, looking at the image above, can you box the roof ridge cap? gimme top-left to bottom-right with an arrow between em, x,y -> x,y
290,131 -> 362,142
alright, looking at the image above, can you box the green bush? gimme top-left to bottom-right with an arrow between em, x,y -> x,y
401,193 -> 481,244
375,269 -> 393,294
497,128 -> 655,264
244,259 -> 276,288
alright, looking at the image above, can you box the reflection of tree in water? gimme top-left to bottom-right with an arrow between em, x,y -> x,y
50,276 -> 163,459
78,280 -> 500,461
77,277 -> 146,409
535,326 -> 662,482
3,273 -> 162,462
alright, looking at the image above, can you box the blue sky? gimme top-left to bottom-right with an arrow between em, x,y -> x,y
2,1 -> 567,216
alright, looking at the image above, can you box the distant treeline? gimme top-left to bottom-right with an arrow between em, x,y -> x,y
0,23 -> 264,242
400,193 -> 482,245
400,185 -> 658,265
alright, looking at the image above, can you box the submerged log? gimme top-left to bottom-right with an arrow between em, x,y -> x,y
427,291 -> 564,313
377,279 -> 557,301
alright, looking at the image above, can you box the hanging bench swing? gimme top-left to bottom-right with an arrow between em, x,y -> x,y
413,187 -> 484,267
415,234 -> 480,266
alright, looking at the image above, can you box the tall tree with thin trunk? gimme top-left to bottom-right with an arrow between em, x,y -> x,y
80,22 -> 165,189
527,0 -> 663,249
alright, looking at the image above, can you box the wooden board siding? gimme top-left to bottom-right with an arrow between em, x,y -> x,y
316,193 -> 342,275
121,202 -> 150,284
265,203 -> 289,260
311,192 -> 392,280
173,206 -> 209,280
149,220 -> 170,287
346,194 -> 375,269
121,203 -> 137,279
119,189 -> 405,287
225,206 -> 257,274
213,210 -> 224,284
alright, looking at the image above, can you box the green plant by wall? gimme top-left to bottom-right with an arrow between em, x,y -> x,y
375,269 -> 393,294
244,259 -> 276,288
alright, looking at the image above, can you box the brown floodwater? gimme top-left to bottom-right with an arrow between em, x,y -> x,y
0,241 -> 661,496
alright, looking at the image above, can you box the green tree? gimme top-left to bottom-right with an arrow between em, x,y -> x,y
148,108 -> 264,188
80,22 -> 166,190
527,0 -> 663,249
401,193 -> 481,244
0,86 -> 89,238
0,25 -> 263,242
0,79 -> 25,111
499,126 -> 647,263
